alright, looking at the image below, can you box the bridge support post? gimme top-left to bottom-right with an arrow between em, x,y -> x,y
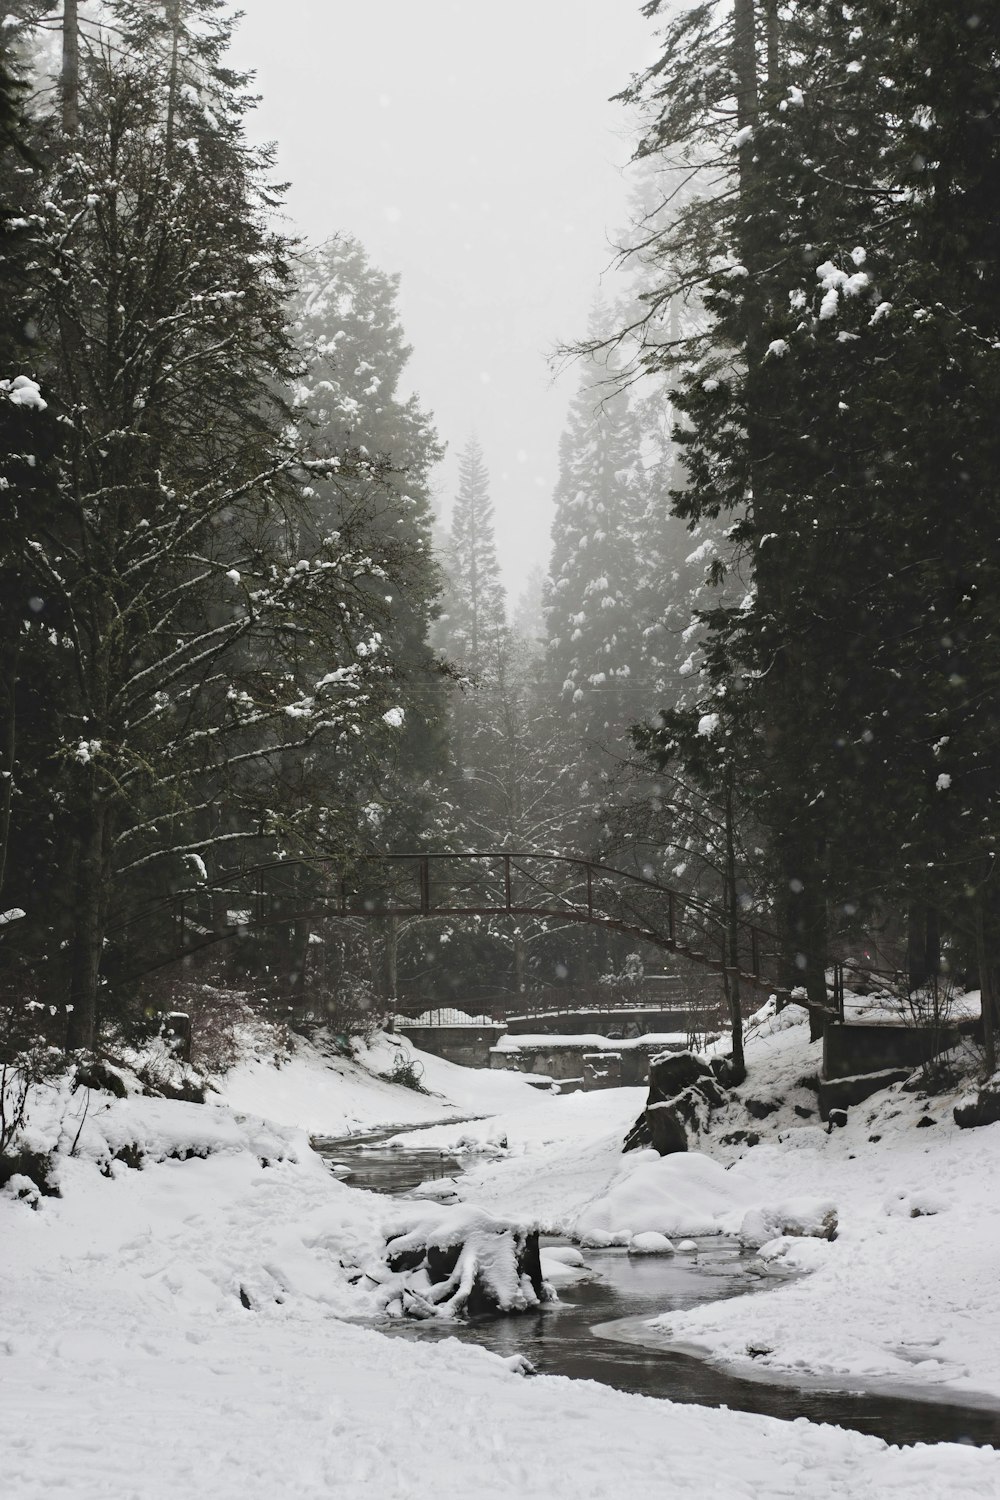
832,961 -> 845,1022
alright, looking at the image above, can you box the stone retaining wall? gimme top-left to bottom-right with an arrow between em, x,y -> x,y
822,1021 -> 967,1080
395,1023 -> 507,1068
490,1037 -> 685,1088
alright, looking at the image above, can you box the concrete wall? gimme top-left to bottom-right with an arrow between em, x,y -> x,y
823,1022 -> 964,1080
395,1024 -> 507,1069
490,1039 -> 677,1088
583,1053 -> 622,1090
490,1045 -> 587,1081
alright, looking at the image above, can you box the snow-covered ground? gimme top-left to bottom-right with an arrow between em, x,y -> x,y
216,1028 -> 546,1136
4,1017 -> 1000,1497
388,1084 -> 647,1228
635,1008 -> 1000,1407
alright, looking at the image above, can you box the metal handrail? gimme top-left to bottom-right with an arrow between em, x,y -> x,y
103,848 -> 833,1014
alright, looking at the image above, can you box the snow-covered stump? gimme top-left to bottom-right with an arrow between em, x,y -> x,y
376,1206 -> 549,1320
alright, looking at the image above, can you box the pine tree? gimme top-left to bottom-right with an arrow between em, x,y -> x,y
511,565 -> 546,653
619,1 -> 1000,1052
436,437 -> 507,680
289,235 -> 449,857
2,5 -> 416,1046
615,2 -> 879,1015
430,436 -> 506,833
0,20 -> 59,996
543,355 -> 645,838
851,1 -> 1000,1056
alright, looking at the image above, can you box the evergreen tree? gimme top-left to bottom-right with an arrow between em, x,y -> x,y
436,437 -> 506,680
846,1 -> 1000,1054
619,1 -> 1000,1053
1,4 -> 417,1046
289,234 -> 448,858
511,565 -> 546,653
0,24 -> 54,958
429,445 -> 585,1003
543,354 -> 645,839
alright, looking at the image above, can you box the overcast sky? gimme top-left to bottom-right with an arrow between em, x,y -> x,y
230,0 -> 656,596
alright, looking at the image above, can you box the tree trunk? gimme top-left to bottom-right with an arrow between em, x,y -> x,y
925,906 -> 941,988
0,638 -> 18,901
723,764 -> 746,1081
906,903 -> 926,991
386,915 -> 398,1003
513,927 -> 526,997
66,795 -> 108,1051
975,900 -> 997,1077
292,917 -> 311,1000
733,0 -> 759,135
734,0 -> 831,1031
62,0 -> 79,137
165,0 -> 182,158
907,903 -> 940,992
775,814 -> 828,1041
762,0 -> 780,95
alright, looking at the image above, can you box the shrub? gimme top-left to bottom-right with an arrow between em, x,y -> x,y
387,1051 -> 426,1092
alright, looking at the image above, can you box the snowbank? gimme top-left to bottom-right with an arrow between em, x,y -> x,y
387,1081 -> 646,1160
574,1150 -> 748,1246
628,1005 -> 1000,1405
215,1029 -> 543,1137
2,1079 -> 387,1321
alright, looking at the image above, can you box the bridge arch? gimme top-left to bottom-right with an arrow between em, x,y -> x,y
109,850 -> 835,1017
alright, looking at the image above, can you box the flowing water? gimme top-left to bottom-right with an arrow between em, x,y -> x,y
315,1128 -> 1000,1450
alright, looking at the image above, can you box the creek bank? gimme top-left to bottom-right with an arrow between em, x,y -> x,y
378,1232 -> 1000,1449
317,1128 -> 1000,1447
594,1313 -> 1000,1445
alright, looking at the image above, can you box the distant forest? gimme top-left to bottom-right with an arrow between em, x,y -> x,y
1,2 -> 998,1077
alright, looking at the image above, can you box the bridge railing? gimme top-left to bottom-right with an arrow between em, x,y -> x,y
392,979 -> 728,1027
106,850 -> 808,1010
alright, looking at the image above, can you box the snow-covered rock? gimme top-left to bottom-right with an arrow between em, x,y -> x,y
543,1244 -> 587,1268
629,1231 -> 675,1255
574,1151 -> 747,1247
738,1198 -> 838,1248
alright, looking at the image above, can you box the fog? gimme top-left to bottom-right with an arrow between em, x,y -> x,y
230,0 -> 655,594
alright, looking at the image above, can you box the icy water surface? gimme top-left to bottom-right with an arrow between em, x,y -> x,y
317,1129 -> 1000,1450
312,1127 -> 470,1195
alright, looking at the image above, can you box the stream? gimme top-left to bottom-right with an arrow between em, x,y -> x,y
314,1127 -> 1000,1450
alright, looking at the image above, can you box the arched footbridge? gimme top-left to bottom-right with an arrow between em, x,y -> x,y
110,851 -> 842,1021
